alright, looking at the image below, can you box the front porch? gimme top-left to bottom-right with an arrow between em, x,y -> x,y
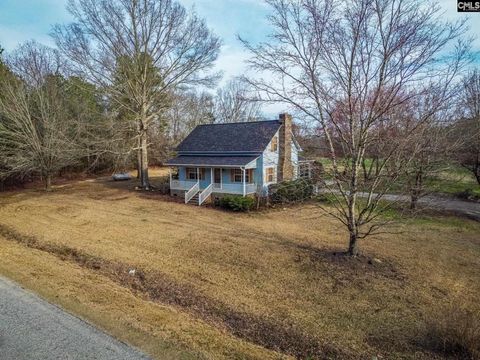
170,179 -> 258,195
169,167 -> 258,205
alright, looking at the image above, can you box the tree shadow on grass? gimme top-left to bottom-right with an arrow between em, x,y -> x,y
293,243 -> 407,286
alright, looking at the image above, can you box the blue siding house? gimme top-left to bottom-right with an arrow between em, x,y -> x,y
166,113 -> 305,205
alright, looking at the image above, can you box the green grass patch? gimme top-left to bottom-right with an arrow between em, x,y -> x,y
316,158 -> 480,198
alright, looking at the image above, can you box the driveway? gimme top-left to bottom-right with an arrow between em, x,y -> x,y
0,276 -> 150,360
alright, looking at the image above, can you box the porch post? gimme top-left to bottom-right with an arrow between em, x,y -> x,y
242,167 -> 246,197
169,167 -> 172,184
210,168 -> 213,185
196,168 -> 200,186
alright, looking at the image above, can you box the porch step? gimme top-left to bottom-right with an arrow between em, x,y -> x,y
186,193 -> 200,205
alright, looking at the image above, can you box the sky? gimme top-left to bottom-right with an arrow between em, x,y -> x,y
0,0 -> 272,84
0,0 -> 479,116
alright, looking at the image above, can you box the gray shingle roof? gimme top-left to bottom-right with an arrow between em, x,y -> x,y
176,120 -> 282,153
165,155 -> 258,167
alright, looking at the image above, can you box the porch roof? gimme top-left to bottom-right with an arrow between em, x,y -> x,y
165,155 -> 258,168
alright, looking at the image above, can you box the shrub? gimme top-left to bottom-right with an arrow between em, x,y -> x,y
423,305 -> 480,359
268,178 -> 314,204
219,195 -> 255,212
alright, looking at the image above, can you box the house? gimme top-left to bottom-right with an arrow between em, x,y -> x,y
166,113 -> 311,205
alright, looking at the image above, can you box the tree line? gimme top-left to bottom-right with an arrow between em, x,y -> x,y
0,0 -> 262,191
0,0 -> 479,257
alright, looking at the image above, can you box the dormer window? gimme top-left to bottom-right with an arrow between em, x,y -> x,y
271,136 -> 278,152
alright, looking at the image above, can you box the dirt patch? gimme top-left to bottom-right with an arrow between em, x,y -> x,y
0,224 -> 345,359
294,244 -> 406,289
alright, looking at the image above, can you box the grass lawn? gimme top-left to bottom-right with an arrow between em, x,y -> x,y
318,157 -> 480,198
0,168 -> 479,359
424,165 -> 480,197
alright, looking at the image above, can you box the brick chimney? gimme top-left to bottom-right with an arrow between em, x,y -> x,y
278,113 -> 294,182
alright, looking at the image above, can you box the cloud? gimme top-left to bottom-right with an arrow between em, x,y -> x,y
0,25 -> 54,51
214,45 -> 250,84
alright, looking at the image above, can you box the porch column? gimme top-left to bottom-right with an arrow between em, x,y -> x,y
210,168 -> 213,185
242,168 -> 246,197
196,168 -> 200,186
169,167 -> 172,184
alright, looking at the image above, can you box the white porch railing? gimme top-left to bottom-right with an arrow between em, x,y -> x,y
185,182 -> 199,204
212,183 -> 258,195
171,179 -> 258,200
198,183 -> 213,205
171,180 -> 197,190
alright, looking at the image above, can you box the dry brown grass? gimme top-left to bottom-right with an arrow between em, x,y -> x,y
0,169 -> 479,359
421,302 -> 480,359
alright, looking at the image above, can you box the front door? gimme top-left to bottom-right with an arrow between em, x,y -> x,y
214,168 -> 221,187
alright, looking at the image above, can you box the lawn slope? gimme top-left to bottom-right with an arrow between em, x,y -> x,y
0,173 -> 479,359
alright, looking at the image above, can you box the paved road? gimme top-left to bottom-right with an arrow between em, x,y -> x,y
377,193 -> 480,221
0,276 -> 150,360
321,186 -> 480,221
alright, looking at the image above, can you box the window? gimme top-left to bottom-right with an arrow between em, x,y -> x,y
270,136 -> 278,152
265,167 -> 275,183
247,169 -> 253,183
171,168 -> 179,180
230,169 -> 254,183
186,167 -> 205,180
232,169 -> 242,182
299,163 -> 311,178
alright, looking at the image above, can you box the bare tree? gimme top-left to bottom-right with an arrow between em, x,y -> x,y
0,42 -> 83,190
400,119 -> 459,209
455,70 -> 480,184
52,0 -> 221,190
241,0 -> 470,255
167,90 -> 215,144
214,78 -> 263,123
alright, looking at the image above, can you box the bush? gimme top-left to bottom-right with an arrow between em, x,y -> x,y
268,178 -> 314,204
423,305 -> 480,359
218,195 -> 255,212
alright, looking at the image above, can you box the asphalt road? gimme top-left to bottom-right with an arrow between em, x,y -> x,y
377,193 -> 480,221
0,276 -> 150,360
321,185 -> 480,221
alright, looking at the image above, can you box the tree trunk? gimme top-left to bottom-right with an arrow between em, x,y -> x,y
139,130 -> 150,190
410,195 -> 418,210
137,142 -> 142,179
361,159 -> 368,182
347,157 -> 360,257
348,232 -> 359,256
45,174 -> 52,191
410,169 -> 423,210
474,163 -> 480,185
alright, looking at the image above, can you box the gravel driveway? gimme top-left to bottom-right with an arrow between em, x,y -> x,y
0,276 -> 150,360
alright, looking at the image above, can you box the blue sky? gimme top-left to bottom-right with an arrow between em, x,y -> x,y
0,0 -> 272,84
0,0 -> 479,115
